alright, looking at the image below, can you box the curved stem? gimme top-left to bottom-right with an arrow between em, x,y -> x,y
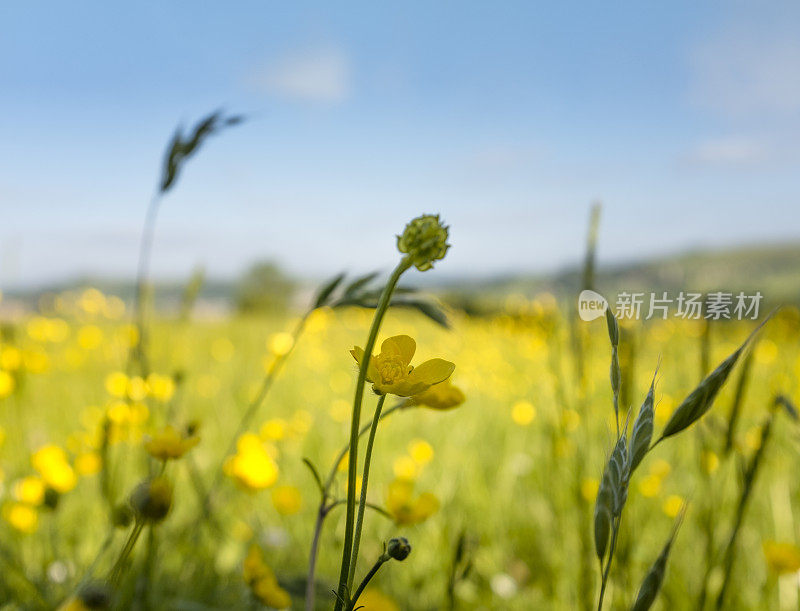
129,192 -> 161,377
348,394 -> 387,586
348,554 -> 390,611
304,503 -> 328,611
334,258 -> 410,611
597,517 -> 620,611
108,520 -> 146,587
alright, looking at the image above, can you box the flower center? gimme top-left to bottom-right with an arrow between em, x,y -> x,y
376,355 -> 409,385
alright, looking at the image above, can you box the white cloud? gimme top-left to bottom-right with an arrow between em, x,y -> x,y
248,47 -> 351,103
690,16 -> 800,117
687,137 -> 767,165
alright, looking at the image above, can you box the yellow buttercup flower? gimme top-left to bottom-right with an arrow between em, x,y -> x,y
408,439 -> 434,465
224,435 -> 279,491
105,371 -> 129,398
351,335 -> 454,397
581,477 -> 599,502
243,544 -> 291,609
32,445 -> 77,493
271,485 -> 302,515
763,541 -> 800,575
386,478 -> 440,525
409,379 -> 466,410
147,373 -> 176,402
511,400 -> 536,426
662,495 -> 684,518
75,452 -> 102,476
144,425 -> 199,460
4,502 -> 38,533
0,370 -> 15,398
13,476 -> 45,505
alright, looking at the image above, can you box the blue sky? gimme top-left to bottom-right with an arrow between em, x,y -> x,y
2,1 -> 799,287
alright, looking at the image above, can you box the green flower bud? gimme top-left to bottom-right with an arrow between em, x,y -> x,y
78,582 -> 113,609
43,487 -> 60,510
129,477 -> 172,523
387,537 -> 412,561
112,502 -> 134,528
397,214 -> 450,271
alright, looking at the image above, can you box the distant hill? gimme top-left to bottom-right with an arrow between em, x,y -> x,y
437,242 -> 800,314
2,242 -> 799,316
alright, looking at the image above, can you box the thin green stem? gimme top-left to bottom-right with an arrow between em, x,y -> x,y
334,258 -> 410,611
348,394 -> 387,585
305,401 -> 405,611
108,520 -> 146,587
128,192 -> 161,377
597,517 -> 620,611
304,502 -> 329,611
348,554 -> 390,611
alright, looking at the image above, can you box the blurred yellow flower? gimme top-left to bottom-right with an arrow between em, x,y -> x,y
701,450 -> 720,474
23,349 -> 49,373
763,541 -> 800,575
127,376 -> 148,401
271,485 -> 302,515
77,325 -> 103,350
393,455 -> 419,480
358,588 -> 400,611
103,295 -> 126,319
13,476 -> 45,505
408,439 -> 434,465
663,495 -> 684,518
260,418 -> 287,441
243,544 -> 291,609
386,479 -> 440,525
0,346 -> 21,370
144,425 -> 199,460
581,478 -> 599,502
511,400 -> 536,426
410,379 -> 466,410
225,435 -> 279,490
75,452 -> 102,476
755,340 -> 778,365
147,373 -> 176,402
0,370 -> 14,398
32,445 -> 77,493
351,335 -> 455,397
268,332 -> 294,356
638,474 -> 661,498
649,459 -> 671,480
105,371 -> 129,398
4,502 -> 38,533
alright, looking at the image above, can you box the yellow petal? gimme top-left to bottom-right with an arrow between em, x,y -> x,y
406,359 -> 455,387
411,380 -> 466,410
350,347 -> 378,383
380,335 -> 416,365
380,379 -> 429,397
